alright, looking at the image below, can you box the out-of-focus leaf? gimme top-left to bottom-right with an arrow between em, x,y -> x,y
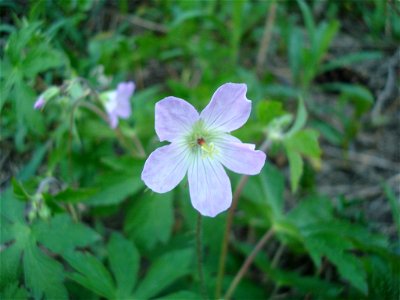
34,214 -> 100,255
24,239 -> 68,300
297,0 -> 315,38
287,196 -> 334,227
284,129 -> 321,158
11,178 -> 31,201
321,51 -> 383,72
107,233 -> 140,298
257,100 -> 285,126
124,191 -> 173,251
260,164 -> 285,217
86,171 -> 143,206
286,149 -> 303,192
0,246 -> 22,290
156,291 -> 202,300
65,251 -> 115,299
304,233 -> 368,294
384,185 -> 400,237
134,249 -> 193,299
286,97 -> 307,137
52,187 -> 97,203
0,282 -> 28,300
16,143 -> 49,181
313,21 -> 339,65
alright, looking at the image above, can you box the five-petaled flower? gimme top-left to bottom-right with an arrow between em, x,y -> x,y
141,83 -> 266,217
104,81 -> 135,128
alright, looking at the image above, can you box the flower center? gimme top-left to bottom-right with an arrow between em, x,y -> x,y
185,120 -> 219,158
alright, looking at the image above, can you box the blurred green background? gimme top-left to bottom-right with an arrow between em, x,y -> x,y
1,1 -> 399,299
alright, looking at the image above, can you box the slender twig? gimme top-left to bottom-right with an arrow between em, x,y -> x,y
224,228 -> 275,300
215,139 -> 272,298
196,213 -> 207,299
256,1 -> 277,76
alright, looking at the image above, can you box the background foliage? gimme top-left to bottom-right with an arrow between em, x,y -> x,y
1,0 -> 399,299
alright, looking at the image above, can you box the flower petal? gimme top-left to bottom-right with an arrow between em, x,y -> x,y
108,112 -> 119,129
215,138 -> 266,175
200,83 -> 251,132
155,96 -> 199,142
114,81 -> 135,119
141,143 -> 190,193
188,156 -> 232,217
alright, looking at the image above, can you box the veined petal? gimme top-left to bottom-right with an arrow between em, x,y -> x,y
141,143 -> 190,193
155,97 -> 200,142
200,83 -> 251,132
215,138 -> 266,175
188,156 -> 232,217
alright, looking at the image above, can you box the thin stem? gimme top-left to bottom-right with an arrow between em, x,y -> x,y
256,1 -> 278,76
224,228 -> 275,300
215,139 -> 272,298
196,213 -> 207,299
215,175 -> 249,298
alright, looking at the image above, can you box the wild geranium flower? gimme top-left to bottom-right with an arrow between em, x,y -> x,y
33,95 -> 45,110
104,81 -> 135,128
141,83 -> 266,217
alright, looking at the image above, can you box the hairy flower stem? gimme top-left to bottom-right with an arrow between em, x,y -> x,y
215,139 -> 271,298
224,228 -> 274,300
196,213 -> 207,299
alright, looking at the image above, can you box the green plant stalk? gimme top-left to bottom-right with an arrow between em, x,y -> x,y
196,213 -> 207,299
224,228 -> 274,300
215,139 -> 272,298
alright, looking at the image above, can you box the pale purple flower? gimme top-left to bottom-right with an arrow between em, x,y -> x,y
141,83 -> 266,217
104,81 -> 135,128
33,95 -> 45,110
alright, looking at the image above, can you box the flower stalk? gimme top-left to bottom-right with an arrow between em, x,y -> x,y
215,138 -> 272,298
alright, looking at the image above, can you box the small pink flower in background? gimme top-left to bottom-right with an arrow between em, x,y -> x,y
141,83 -> 266,217
104,81 -> 135,128
33,95 -> 45,110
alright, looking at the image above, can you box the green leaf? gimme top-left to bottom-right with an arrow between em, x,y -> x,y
65,251 -> 115,299
86,171 -> 143,206
134,249 -> 193,299
11,178 -> 31,201
288,27 -> 303,84
52,187 -> 97,203
0,246 -> 22,290
258,164 -> 284,217
156,291 -> 202,300
286,149 -> 303,192
313,21 -> 339,65
284,129 -> 321,158
0,282 -> 28,300
23,44 -> 65,78
124,191 -> 174,251
286,97 -> 307,137
287,196 -> 334,228
24,239 -> 68,300
297,0 -> 315,38
107,233 -> 140,298
321,51 -> 383,72
304,234 -> 368,294
34,214 -> 100,255
257,100 -> 285,126
384,185 -> 400,238
17,143 -> 48,181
